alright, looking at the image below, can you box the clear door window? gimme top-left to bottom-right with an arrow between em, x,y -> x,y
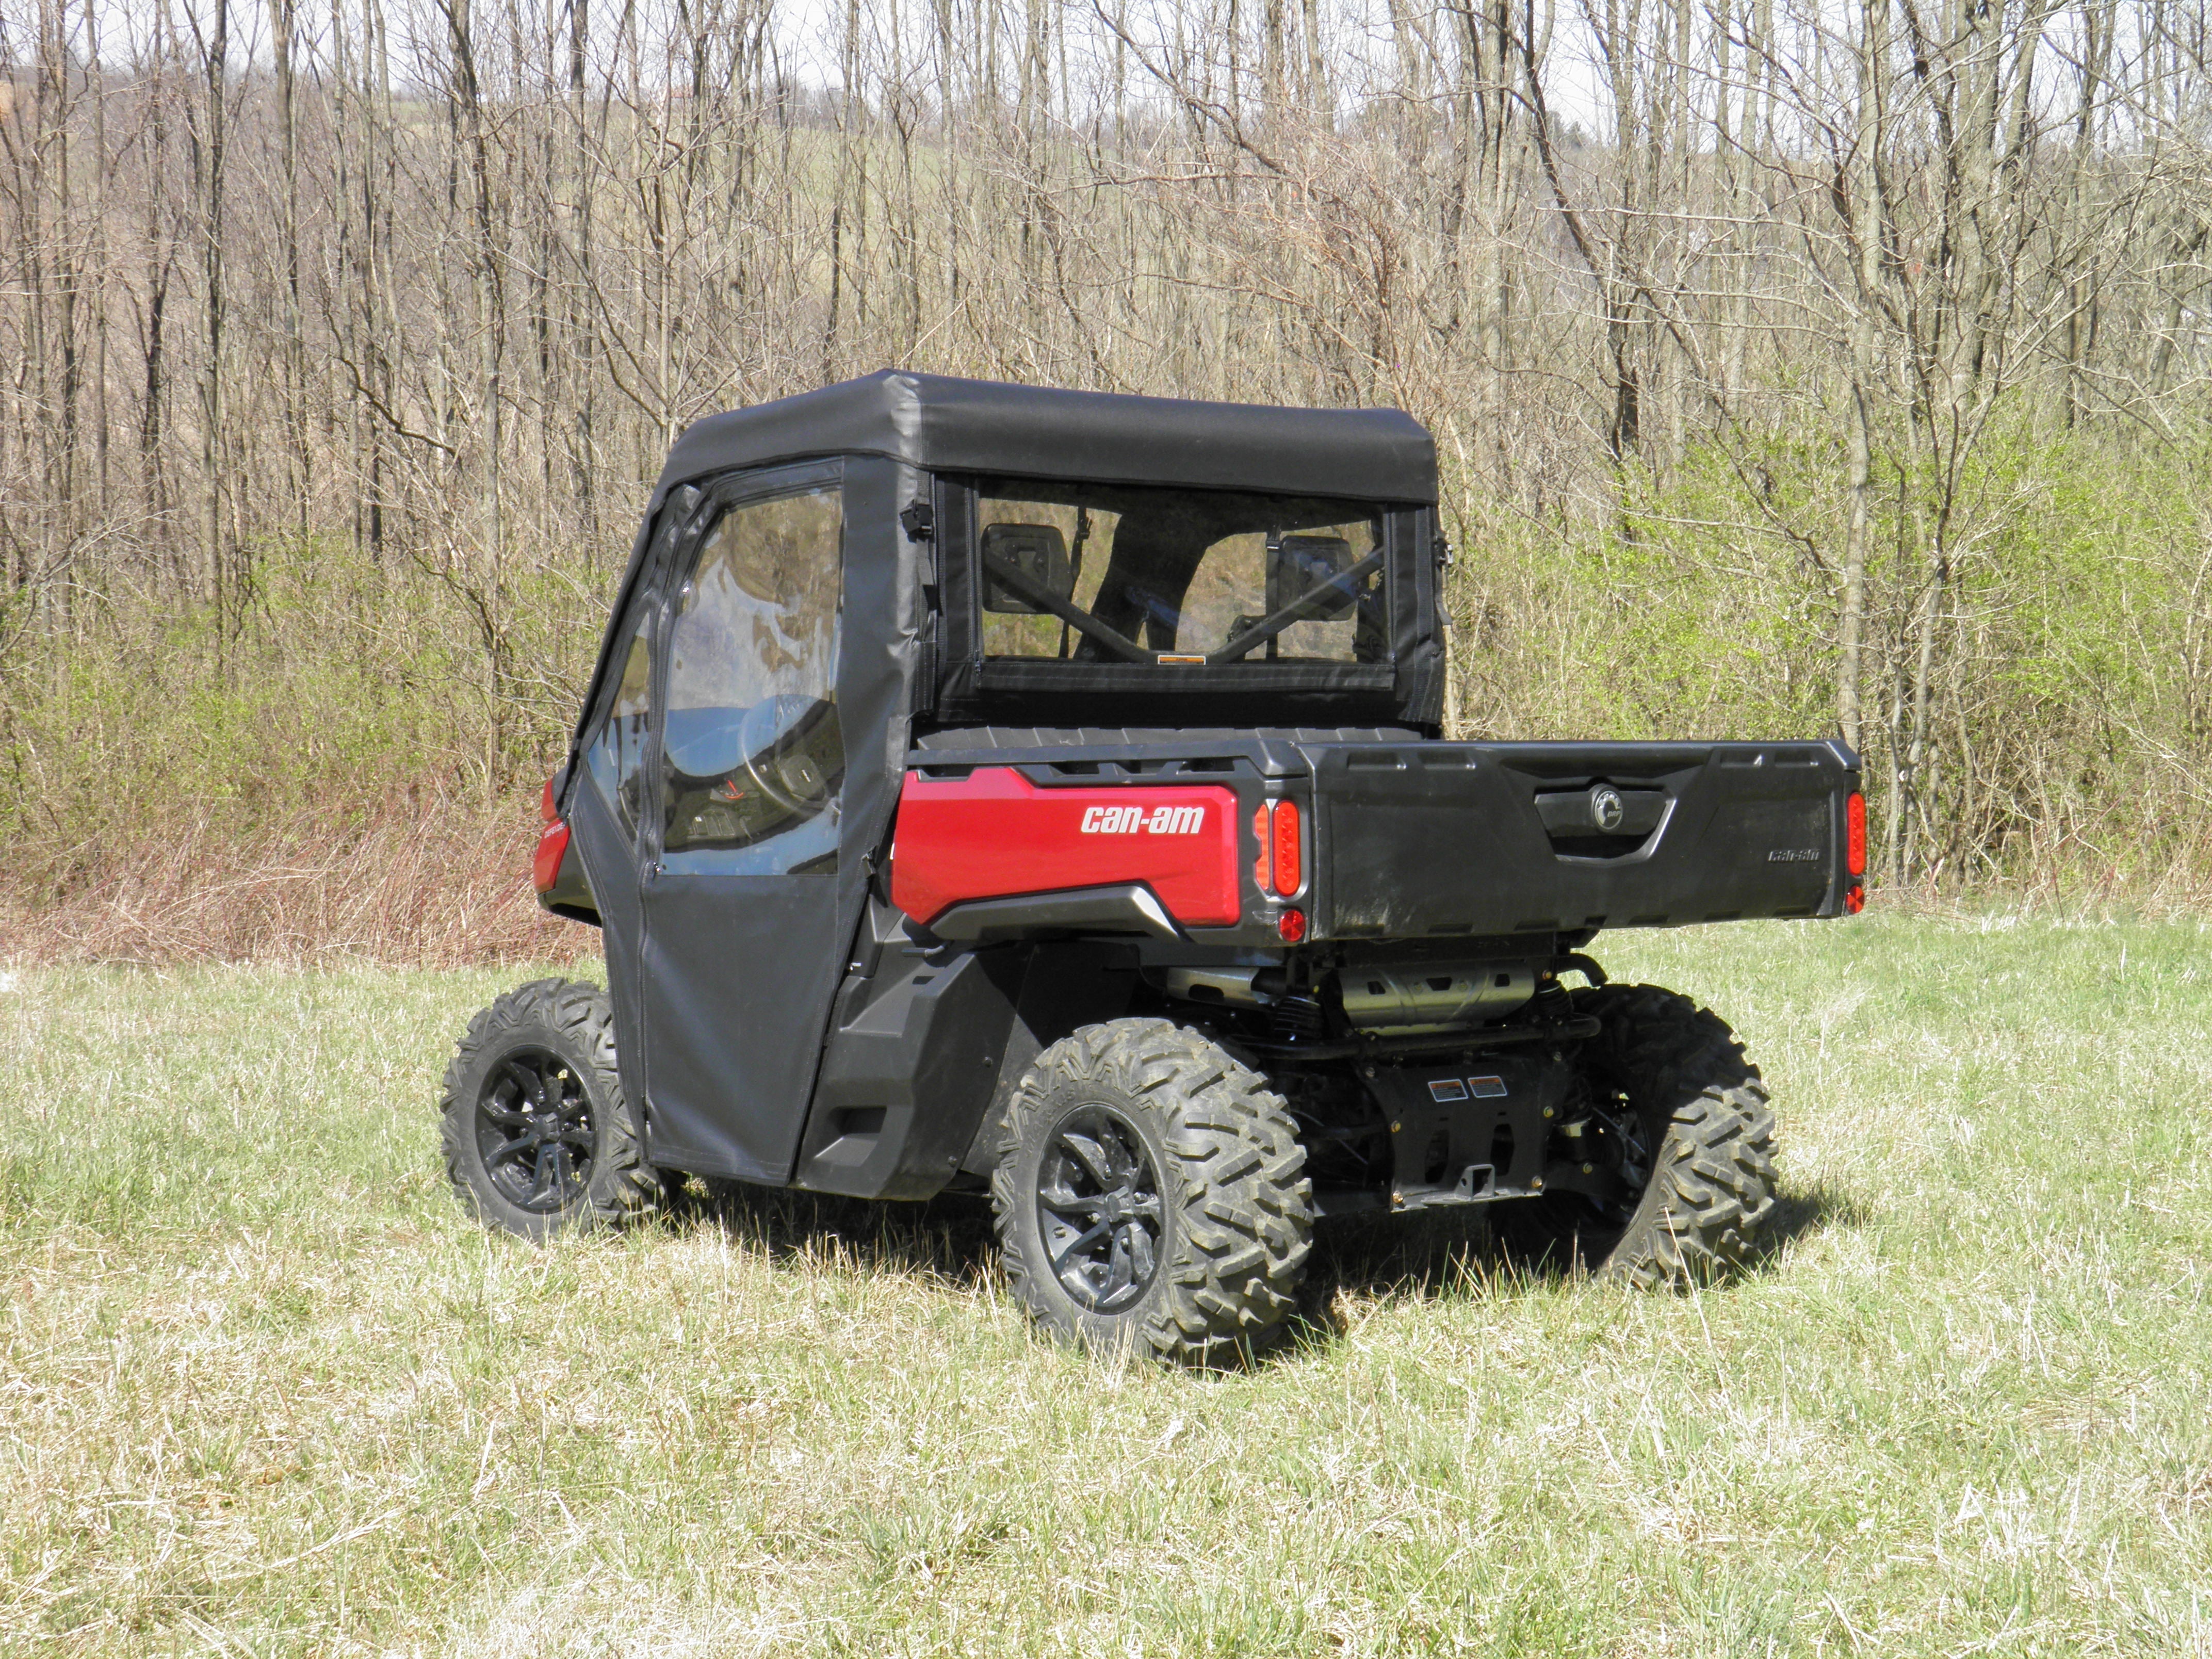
660,485 -> 844,874
583,619 -> 654,841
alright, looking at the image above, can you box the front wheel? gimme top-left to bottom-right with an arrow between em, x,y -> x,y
1512,983 -> 1777,1286
993,1018 -> 1314,1366
439,978 -> 666,1241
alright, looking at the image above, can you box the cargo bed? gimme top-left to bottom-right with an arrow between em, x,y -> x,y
901,728 -> 1863,945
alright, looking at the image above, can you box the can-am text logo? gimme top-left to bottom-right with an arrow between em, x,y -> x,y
1080,804 -> 1206,835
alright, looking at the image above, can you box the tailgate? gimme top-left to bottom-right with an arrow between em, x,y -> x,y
1308,740 -> 1860,938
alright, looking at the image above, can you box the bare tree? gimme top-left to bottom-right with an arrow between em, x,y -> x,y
1,0 -> 2208,882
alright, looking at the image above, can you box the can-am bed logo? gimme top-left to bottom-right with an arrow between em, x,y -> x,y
1080,803 -> 1207,835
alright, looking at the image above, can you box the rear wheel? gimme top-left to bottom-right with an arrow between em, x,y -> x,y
1511,983 -> 1776,1286
993,1018 -> 1313,1365
440,978 -> 665,1241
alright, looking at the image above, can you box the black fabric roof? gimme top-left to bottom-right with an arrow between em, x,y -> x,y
652,370 -> 1438,505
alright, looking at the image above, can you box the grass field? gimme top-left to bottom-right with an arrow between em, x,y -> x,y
3,913 -> 2209,1655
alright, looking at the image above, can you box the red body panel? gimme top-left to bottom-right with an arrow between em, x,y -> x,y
890,768 -> 1242,928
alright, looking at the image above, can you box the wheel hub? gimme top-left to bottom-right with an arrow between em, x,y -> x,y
1035,1105 -> 1164,1313
1572,1088 -> 1653,1220
475,1047 -> 596,1214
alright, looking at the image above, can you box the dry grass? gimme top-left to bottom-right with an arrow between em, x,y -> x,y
0,800 -> 588,970
2,913 -> 2209,1654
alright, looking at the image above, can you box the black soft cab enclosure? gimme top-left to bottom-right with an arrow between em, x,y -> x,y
449,370 -> 1863,1366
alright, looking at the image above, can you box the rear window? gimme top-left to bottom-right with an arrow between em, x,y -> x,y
971,479 -> 1388,667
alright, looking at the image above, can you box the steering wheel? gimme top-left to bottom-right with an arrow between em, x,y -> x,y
738,695 -> 835,815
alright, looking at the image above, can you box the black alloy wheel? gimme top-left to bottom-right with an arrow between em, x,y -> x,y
993,1017 -> 1314,1366
1502,983 -> 1776,1286
475,1046 -> 596,1213
1035,1104 -> 1165,1313
440,978 -> 667,1241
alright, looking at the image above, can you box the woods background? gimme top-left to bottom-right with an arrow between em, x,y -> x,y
3,0 -> 2209,959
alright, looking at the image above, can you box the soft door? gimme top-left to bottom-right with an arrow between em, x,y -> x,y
636,468 -> 850,1181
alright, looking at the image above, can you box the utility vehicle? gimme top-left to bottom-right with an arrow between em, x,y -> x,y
442,370 -> 1865,1363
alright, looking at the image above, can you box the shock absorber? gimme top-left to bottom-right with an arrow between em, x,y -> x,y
1271,995 -> 1325,1043
1270,961 -> 1327,1044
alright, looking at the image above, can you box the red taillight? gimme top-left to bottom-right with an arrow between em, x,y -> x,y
532,820 -> 571,893
1271,800 -> 1302,897
1845,791 -> 1866,877
1277,907 -> 1307,942
1251,803 -> 1272,892
534,777 -> 568,893
1845,884 -> 1865,915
